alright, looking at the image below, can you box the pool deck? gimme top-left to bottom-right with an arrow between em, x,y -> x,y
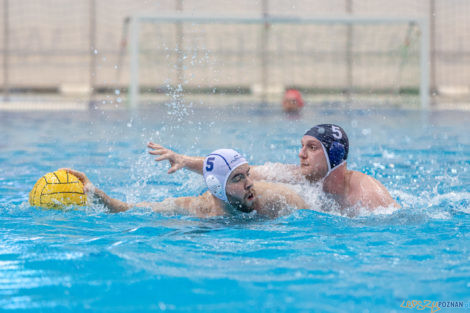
0,94 -> 469,111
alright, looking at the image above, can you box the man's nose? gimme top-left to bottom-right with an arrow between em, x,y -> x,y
245,176 -> 253,189
299,147 -> 306,159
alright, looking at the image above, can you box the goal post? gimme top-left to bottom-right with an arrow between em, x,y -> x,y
126,14 -> 430,108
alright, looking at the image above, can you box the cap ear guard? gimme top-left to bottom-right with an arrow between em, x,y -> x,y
205,175 -> 225,200
328,141 -> 345,169
203,149 -> 248,202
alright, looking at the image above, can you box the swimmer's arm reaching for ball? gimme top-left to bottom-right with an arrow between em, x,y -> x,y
62,168 -> 217,216
87,187 -> 130,213
134,193 -> 219,217
89,191 -> 209,216
60,168 -> 131,213
148,142 -> 303,183
87,191 -> 210,216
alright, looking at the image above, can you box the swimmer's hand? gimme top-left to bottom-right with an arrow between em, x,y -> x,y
60,168 -> 96,194
147,142 -> 186,174
60,168 -> 130,213
147,142 -> 204,175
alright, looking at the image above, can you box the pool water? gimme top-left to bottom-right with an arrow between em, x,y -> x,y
0,105 -> 469,312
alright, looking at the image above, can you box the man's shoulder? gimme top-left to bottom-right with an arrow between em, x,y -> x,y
194,191 -> 225,217
347,170 -> 396,208
350,170 -> 381,187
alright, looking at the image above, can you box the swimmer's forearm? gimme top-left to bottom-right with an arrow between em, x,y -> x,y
90,188 -> 131,213
90,188 -> 198,214
136,197 -> 197,215
250,165 -> 268,180
182,156 -> 204,174
250,163 -> 302,183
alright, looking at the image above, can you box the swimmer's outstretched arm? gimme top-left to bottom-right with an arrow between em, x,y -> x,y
249,163 -> 303,183
148,142 -> 204,174
134,194 -> 216,217
61,168 -> 211,215
61,168 -> 132,213
147,142 -> 303,183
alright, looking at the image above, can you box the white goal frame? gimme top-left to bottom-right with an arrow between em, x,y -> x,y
127,14 -> 430,108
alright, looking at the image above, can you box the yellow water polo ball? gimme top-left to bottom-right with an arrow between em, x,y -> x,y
29,169 -> 87,209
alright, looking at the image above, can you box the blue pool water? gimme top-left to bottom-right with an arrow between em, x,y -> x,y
0,105 -> 469,312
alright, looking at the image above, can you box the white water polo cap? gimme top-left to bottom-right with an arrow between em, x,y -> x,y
203,149 -> 248,202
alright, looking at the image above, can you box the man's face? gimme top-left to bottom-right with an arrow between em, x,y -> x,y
298,135 -> 329,181
225,164 -> 255,212
282,96 -> 300,112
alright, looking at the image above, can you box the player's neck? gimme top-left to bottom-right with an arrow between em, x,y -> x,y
323,163 -> 348,196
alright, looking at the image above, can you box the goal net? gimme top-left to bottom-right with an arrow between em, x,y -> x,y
125,14 -> 429,107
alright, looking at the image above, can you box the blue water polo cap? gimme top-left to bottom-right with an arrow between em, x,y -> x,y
203,149 -> 248,202
304,124 -> 349,172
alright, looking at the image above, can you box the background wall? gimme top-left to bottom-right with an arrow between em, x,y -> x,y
1,0 -> 469,105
